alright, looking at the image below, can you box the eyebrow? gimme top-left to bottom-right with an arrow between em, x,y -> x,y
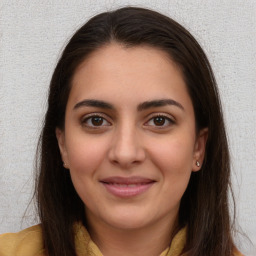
74,99 -> 114,110
73,98 -> 184,111
137,99 -> 184,111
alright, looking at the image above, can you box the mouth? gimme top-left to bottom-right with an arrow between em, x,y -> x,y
100,176 -> 155,198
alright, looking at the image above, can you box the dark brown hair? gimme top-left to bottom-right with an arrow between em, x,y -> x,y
36,6 -> 236,256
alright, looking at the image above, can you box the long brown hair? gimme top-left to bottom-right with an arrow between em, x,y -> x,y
36,6 -> 236,255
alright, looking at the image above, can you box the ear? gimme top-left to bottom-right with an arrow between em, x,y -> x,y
192,128 -> 208,172
56,128 -> 69,169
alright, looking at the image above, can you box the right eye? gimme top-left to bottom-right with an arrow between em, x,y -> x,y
81,114 -> 111,128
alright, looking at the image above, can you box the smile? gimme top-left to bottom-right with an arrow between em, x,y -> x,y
100,176 -> 155,198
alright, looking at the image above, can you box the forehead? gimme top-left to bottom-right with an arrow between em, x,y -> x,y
68,43 -> 192,111
75,43 -> 176,75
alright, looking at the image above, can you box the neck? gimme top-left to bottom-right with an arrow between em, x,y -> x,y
86,214 -> 178,256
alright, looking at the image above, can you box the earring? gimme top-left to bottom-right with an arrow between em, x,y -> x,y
196,161 -> 200,167
63,162 -> 68,168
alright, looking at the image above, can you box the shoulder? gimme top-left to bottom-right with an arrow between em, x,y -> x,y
0,225 -> 46,256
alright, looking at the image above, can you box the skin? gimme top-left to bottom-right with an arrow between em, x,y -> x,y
56,43 -> 208,256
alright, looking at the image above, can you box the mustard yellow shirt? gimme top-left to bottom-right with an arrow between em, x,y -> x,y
0,223 -> 243,256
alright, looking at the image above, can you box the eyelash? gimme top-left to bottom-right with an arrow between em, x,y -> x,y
144,114 -> 175,128
81,113 -> 175,129
81,113 -> 111,129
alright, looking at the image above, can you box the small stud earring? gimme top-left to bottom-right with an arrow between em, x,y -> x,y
196,161 -> 200,167
63,162 -> 68,168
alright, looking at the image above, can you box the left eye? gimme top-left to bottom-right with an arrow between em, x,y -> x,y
82,115 -> 111,127
145,115 -> 174,127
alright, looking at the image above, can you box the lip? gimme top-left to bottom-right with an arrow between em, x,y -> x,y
100,176 -> 155,198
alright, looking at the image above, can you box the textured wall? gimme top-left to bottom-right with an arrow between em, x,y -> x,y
0,0 -> 255,254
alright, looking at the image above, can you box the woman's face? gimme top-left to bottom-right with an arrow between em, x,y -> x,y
56,43 -> 207,232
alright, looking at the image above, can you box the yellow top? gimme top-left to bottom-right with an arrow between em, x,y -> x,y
0,223 -> 243,256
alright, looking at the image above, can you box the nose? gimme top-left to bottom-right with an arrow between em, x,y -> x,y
108,124 -> 146,169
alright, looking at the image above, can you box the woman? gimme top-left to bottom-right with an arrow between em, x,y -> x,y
0,7 -> 243,256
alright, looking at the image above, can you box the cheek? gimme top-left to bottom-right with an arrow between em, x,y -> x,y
66,136 -> 109,206
149,135 -> 195,173
145,137 -> 194,211
66,135 -> 109,176
147,133 -> 195,196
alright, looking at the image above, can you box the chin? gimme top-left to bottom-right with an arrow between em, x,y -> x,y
104,210 -> 155,230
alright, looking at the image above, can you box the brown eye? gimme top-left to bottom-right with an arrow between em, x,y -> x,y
145,114 -> 175,128
153,116 -> 166,126
82,115 -> 111,128
91,116 -> 104,126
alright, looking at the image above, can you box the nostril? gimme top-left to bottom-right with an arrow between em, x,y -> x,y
108,149 -> 146,168
107,129 -> 146,167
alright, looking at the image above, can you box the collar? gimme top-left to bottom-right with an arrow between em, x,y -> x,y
74,223 -> 187,256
